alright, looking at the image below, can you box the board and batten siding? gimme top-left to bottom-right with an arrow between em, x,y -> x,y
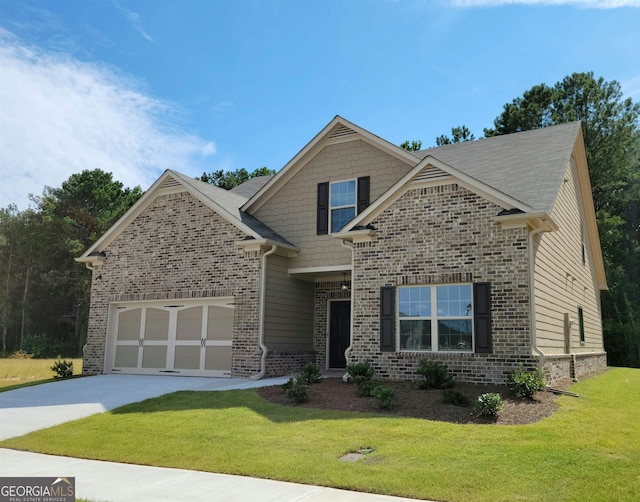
533,154 -> 603,354
253,139 -> 414,269
263,254 -> 314,351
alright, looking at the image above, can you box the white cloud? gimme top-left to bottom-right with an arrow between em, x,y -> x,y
0,31 -> 215,210
111,0 -> 154,42
450,0 -> 639,7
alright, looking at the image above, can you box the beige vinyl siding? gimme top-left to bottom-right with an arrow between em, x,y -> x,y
533,154 -> 603,353
263,254 -> 314,351
254,139 -> 414,269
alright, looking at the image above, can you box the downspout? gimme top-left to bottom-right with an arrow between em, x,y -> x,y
528,220 -> 553,373
251,244 -> 278,380
340,239 -> 355,372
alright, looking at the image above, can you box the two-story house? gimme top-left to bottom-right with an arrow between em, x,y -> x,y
77,116 -> 607,384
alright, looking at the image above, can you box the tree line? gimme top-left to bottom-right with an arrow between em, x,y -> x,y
1,72 -> 637,366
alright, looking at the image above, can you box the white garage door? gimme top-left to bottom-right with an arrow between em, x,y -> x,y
107,298 -> 234,377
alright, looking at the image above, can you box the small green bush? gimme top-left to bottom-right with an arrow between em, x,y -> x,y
51,358 -> 74,379
371,385 -> 397,409
442,388 -> 471,407
284,377 -> 309,404
299,362 -> 323,384
507,364 -> 546,399
356,379 -> 380,397
475,392 -> 503,417
346,361 -> 375,383
417,359 -> 455,389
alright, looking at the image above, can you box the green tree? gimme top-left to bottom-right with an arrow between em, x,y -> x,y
0,170 -> 142,356
197,167 -> 276,190
485,72 -> 640,367
436,125 -> 475,146
400,140 -> 422,151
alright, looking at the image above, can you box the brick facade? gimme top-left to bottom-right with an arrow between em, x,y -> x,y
83,191 -> 263,378
349,184 -> 535,384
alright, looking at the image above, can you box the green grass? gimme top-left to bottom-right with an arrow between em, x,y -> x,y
0,358 -> 83,391
2,368 -> 639,501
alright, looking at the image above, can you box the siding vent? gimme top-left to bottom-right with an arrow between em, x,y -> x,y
413,165 -> 450,182
329,124 -> 357,139
160,176 -> 182,190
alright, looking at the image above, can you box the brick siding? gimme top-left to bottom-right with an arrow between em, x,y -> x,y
350,184 -> 534,384
83,191 -> 262,378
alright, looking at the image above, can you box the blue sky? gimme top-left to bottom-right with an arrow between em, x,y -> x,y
1,0 -> 639,210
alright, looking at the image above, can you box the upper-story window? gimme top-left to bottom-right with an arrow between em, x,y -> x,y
316,177 -> 370,235
330,180 -> 356,232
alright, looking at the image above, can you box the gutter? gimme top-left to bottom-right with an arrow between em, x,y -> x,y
251,244 -> 278,380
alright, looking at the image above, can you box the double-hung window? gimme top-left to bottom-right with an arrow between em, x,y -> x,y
330,180 -> 356,232
398,284 -> 473,352
317,177 -> 369,235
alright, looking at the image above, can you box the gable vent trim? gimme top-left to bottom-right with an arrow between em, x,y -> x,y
160,177 -> 182,190
413,165 -> 450,182
329,125 -> 357,139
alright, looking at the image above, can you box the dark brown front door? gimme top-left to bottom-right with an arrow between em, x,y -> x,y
329,301 -> 351,369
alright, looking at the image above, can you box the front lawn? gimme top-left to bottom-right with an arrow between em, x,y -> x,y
2,368 -> 638,502
0,358 -> 83,391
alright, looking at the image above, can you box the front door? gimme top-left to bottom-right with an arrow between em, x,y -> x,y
329,301 -> 351,369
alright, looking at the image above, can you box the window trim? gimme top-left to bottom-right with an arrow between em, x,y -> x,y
329,179 -> 357,233
396,283 -> 474,353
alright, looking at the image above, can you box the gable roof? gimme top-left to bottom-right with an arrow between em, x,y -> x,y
414,121 -> 582,214
230,175 -> 274,198
242,115 -> 420,213
77,170 -> 294,263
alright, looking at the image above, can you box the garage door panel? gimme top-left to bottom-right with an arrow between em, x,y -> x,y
177,307 -> 203,341
207,306 -> 234,341
205,345 -> 232,372
144,309 -> 170,341
114,346 -> 139,368
117,309 -> 141,341
174,346 -> 201,370
141,345 -> 167,368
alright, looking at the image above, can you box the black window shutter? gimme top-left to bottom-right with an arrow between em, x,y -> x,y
317,182 -> 329,235
380,286 -> 396,352
357,176 -> 370,214
473,282 -> 492,353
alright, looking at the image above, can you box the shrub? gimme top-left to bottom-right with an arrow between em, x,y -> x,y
346,361 -> 375,383
371,385 -> 397,409
22,334 -> 49,358
284,377 -> 309,404
507,364 -> 546,399
442,388 -> 471,407
10,350 -> 34,359
356,379 -> 380,397
417,359 -> 455,389
51,358 -> 74,379
475,393 -> 503,417
299,362 -> 323,384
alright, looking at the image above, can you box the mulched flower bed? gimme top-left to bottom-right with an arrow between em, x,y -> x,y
259,377 -> 568,425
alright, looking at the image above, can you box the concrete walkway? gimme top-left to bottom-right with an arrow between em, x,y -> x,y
0,449 -> 420,502
0,375 -> 425,501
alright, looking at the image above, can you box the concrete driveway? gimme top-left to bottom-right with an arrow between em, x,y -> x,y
0,374 -> 289,440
